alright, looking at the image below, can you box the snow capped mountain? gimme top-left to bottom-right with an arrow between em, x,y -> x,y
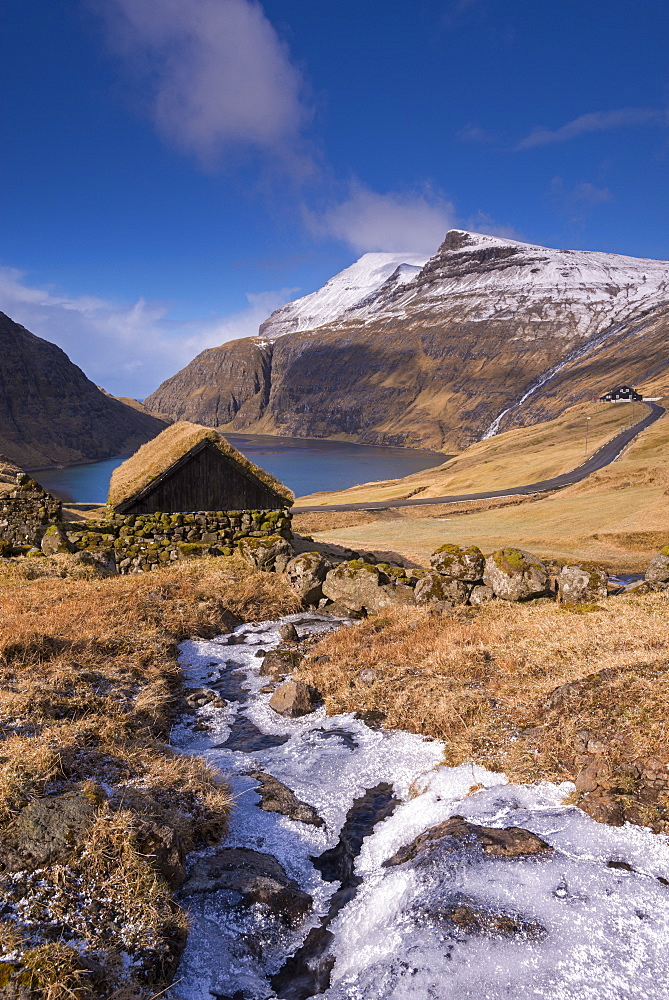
259,252 -> 427,340
146,230 -> 669,452
344,229 -> 669,337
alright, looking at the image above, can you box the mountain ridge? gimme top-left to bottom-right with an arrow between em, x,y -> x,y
145,231 -> 669,451
0,311 -> 168,469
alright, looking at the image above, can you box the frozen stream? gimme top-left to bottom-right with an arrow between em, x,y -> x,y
168,613 -> 669,1000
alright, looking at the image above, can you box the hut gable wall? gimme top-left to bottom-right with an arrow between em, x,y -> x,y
117,440 -> 286,514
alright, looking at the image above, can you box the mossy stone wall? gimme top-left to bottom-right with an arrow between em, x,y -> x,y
64,508 -> 292,574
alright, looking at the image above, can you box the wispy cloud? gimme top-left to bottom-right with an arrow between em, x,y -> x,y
456,122 -> 499,145
0,267 -> 295,398
549,177 -> 612,225
306,182 -> 456,256
100,0 -> 310,172
517,107 -> 664,149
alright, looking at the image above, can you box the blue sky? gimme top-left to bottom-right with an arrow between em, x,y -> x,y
1,0 -> 668,397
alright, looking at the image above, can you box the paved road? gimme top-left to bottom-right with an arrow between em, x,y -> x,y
292,402 -> 665,514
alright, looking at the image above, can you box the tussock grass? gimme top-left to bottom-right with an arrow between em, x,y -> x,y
298,595 -> 669,790
0,554 -> 300,997
108,420 -> 294,506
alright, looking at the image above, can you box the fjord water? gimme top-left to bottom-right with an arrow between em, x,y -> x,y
30,434 -> 445,502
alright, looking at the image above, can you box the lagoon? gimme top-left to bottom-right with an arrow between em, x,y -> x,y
30,433 -> 446,503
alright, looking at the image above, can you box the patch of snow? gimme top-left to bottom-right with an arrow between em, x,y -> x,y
169,613 -> 669,1000
259,253 -> 428,339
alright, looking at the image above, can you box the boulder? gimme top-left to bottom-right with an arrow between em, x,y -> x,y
645,550 -> 669,587
414,570 -> 469,605
430,543 -> 484,581
322,560 -> 413,613
278,622 -> 300,642
284,552 -> 331,605
483,548 -> 549,601
248,770 -> 324,827
71,547 -> 118,577
384,815 -> 552,867
430,901 -> 546,940
558,563 -> 608,603
40,524 -> 70,555
322,560 -> 388,610
469,584 -> 494,606
259,648 -> 304,678
269,680 -> 320,717
1,788 -> 101,869
179,847 -> 312,927
238,534 -> 293,572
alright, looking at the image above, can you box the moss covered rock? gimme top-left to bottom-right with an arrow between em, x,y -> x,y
558,563 -> 608,603
40,523 -> 70,556
283,551 -> 330,605
483,548 -> 549,601
430,543 -> 484,581
238,534 -> 293,572
414,570 -> 470,605
646,551 -> 669,587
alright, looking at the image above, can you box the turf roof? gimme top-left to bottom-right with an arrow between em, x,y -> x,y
108,421 -> 294,507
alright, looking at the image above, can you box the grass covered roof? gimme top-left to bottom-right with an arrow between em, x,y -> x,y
108,421 -> 294,507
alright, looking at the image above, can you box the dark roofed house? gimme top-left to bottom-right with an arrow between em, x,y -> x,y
599,384 -> 643,402
109,421 -> 294,514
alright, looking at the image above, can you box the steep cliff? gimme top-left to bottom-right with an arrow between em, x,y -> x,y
0,311 -> 168,469
145,232 -> 669,451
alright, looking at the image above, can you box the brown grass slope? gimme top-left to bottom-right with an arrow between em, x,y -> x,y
299,595 -> 669,832
0,554 -> 299,998
302,400 -> 669,570
108,420 -> 294,507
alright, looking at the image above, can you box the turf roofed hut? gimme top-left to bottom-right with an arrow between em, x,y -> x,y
109,421 -> 294,514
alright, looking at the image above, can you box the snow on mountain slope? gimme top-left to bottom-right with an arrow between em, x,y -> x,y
349,230 -> 669,336
259,252 -> 427,340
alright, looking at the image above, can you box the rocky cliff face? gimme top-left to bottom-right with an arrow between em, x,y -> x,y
0,311 -> 168,468
145,232 -> 669,451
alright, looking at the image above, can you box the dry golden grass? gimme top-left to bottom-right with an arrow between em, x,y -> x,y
308,408 -> 669,570
298,595 -> 669,801
0,553 -> 300,998
108,420 -> 294,506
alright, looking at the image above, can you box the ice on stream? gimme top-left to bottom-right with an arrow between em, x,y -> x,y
168,613 -> 669,1000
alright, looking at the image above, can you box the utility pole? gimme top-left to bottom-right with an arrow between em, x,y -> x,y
584,416 -> 591,457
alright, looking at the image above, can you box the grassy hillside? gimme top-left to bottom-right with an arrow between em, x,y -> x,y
296,400 -> 643,506
301,400 -> 669,570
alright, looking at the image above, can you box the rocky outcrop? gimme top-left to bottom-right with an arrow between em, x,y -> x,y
0,310 -> 167,469
430,543 -> 485,580
645,547 -> 669,587
384,816 -> 552,867
269,679 -> 320,717
483,548 -> 550,601
558,563 -> 608,603
143,232 -> 669,451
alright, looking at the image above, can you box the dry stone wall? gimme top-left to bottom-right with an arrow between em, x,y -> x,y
64,509 -> 292,574
0,475 -> 62,546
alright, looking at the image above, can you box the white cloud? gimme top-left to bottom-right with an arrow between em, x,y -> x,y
101,0 -> 310,170
308,182 -> 455,255
517,107 -> 664,149
0,266 -> 295,399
